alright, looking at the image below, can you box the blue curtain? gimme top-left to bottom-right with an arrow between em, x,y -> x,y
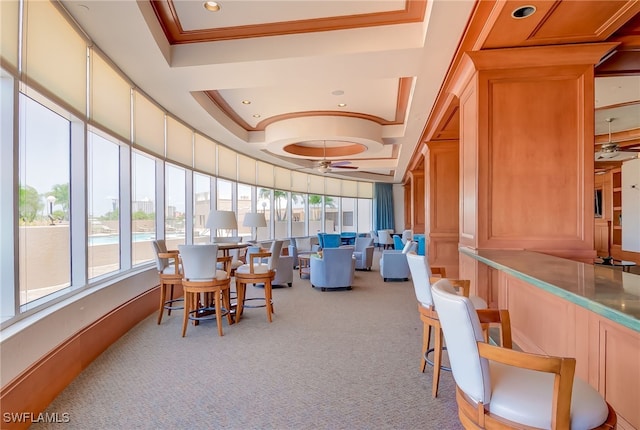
373,183 -> 394,230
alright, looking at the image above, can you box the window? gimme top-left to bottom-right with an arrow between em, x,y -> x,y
131,151 -> 156,265
274,190 -> 289,238
18,94 -> 71,305
291,193 -> 306,236
88,131 -> 121,279
237,183 -> 253,240
257,188 -> 272,241
194,173 -> 211,243
308,194 -> 323,234
165,163 -> 186,246
341,197 -> 356,232
357,198 -> 372,233
324,195 -> 339,232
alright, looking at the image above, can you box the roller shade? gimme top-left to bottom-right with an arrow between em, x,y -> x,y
90,50 -> 131,142
308,174 -> 324,194
166,116 -> 193,167
24,0 -> 87,113
1,0 -> 19,70
194,134 -> 216,175
256,161 -> 274,188
238,154 -> 256,185
325,177 -> 341,196
291,171 -> 308,192
133,90 -> 165,157
358,182 -> 373,198
217,145 -> 237,180
342,180 -> 358,197
274,166 -> 290,190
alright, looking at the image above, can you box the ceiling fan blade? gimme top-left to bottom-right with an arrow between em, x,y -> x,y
331,165 -> 358,169
330,160 -> 351,167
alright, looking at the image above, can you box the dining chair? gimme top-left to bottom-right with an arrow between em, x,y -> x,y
152,239 -> 184,325
431,279 -> 617,430
377,230 -> 394,250
178,244 -> 233,337
406,251 -> 487,398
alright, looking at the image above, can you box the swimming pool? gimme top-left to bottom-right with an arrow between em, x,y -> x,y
88,232 -> 172,246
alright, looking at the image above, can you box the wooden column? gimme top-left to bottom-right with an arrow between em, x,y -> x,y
409,168 -> 425,234
424,140 -> 459,277
450,43 -> 617,294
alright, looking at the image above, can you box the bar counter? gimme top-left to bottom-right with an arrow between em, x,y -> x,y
459,248 -> 640,332
459,247 -> 640,429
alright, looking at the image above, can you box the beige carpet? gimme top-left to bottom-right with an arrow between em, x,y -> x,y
33,250 -> 462,430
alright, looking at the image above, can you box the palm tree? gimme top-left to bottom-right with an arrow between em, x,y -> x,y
18,185 -> 42,223
49,183 -> 70,220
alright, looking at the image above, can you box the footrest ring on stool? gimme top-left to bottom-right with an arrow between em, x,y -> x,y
242,297 -> 272,309
425,347 -> 451,372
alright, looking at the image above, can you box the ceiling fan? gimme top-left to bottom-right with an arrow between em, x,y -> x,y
311,141 -> 358,173
595,118 -> 640,161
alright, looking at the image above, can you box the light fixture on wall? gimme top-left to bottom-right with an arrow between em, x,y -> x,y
205,210 -> 237,237
243,212 -> 267,242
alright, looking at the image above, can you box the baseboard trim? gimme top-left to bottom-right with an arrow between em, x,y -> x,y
0,287 -> 160,429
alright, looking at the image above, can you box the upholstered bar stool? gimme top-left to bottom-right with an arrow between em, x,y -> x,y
178,244 -> 233,337
152,239 -> 184,325
234,246 -> 278,323
406,251 -> 488,398
432,279 -> 617,430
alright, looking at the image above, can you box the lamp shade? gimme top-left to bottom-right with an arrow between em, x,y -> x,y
205,210 -> 238,230
243,212 -> 267,228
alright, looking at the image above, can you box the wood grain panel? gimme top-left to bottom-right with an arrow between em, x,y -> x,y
505,275 -> 575,357
599,319 -> 640,429
430,237 -> 459,278
488,74 -> 582,241
430,142 -> 459,233
459,84 -> 478,247
411,171 -> 425,233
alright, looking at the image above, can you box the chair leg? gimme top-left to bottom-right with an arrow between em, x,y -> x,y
214,291 -> 224,337
235,281 -> 245,323
264,280 -> 273,322
223,288 -> 233,325
181,291 -> 190,337
157,283 -> 166,325
421,323 -> 432,373
432,326 -> 444,398
167,284 -> 175,316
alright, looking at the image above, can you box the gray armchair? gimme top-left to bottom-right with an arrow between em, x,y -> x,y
379,241 -> 417,282
310,248 -> 355,291
288,236 -> 320,268
352,237 -> 374,271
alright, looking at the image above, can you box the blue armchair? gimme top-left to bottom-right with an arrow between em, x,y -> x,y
310,248 -> 355,291
320,233 -> 341,249
379,241 -> 417,282
393,235 -> 404,250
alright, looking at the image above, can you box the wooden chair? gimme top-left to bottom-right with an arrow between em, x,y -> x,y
178,244 -> 233,337
431,279 -> 617,430
406,251 -> 488,398
234,245 -> 278,322
152,239 -> 184,325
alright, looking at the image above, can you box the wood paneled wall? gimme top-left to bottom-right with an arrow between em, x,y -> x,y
424,140 -> 460,277
451,44 -> 617,276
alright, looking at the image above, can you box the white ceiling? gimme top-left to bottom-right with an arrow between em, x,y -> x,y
61,0 -> 477,182
61,1 -> 639,181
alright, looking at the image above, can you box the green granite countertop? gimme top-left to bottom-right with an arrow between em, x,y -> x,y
459,248 -> 640,333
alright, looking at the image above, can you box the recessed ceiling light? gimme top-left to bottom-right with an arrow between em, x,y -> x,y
203,1 -> 220,12
253,114 -> 261,118
511,5 -> 536,19
241,100 -> 251,105
337,103 -> 347,107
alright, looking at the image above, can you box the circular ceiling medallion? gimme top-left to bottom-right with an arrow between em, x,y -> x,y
283,140 -> 366,158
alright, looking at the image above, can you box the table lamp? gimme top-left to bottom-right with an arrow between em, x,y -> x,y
243,212 -> 267,242
205,210 -> 237,238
